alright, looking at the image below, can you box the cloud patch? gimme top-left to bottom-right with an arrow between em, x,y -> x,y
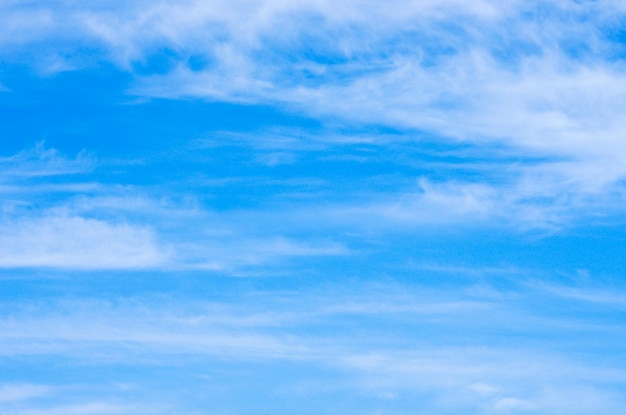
0,215 -> 166,269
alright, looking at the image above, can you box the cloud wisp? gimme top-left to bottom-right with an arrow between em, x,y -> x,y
0,143 -> 351,271
1,278 -> 625,414
3,2 -> 626,235
2,2 -> 626,415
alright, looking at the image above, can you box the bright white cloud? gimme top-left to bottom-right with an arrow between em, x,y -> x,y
2,1 -> 626,215
88,0 -> 626,210
2,3 -> 626,414
0,140 -> 351,270
0,215 -> 166,269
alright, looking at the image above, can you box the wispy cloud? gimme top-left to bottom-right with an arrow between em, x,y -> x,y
0,384 -> 52,403
0,142 -> 94,179
3,2 -> 626,229
0,214 -> 167,269
2,401 -> 143,415
339,349 -> 626,414
3,3 -> 626,414
0,143 -> 350,270
1,277 -> 625,413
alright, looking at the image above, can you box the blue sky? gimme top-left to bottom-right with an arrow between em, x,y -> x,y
1,1 -> 626,414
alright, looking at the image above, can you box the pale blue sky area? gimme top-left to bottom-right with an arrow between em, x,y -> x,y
1,1 -> 626,414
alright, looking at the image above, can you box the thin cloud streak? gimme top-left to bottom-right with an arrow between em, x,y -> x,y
0,142 -> 94,179
1,279 -> 625,413
0,384 -> 52,403
2,2 -> 625,414
1,141 -> 623,273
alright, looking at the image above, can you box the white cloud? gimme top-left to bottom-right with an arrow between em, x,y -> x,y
79,0 -> 624,162
0,214 -> 167,269
286,54 -> 626,159
0,140 -> 349,270
115,1 -> 626,220
339,349 -> 626,414
0,384 -> 52,402
0,142 -> 94,179
175,236 -> 348,272
2,402 -> 140,415
0,279 -> 624,413
2,2 -> 626,228
324,178 -> 565,231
